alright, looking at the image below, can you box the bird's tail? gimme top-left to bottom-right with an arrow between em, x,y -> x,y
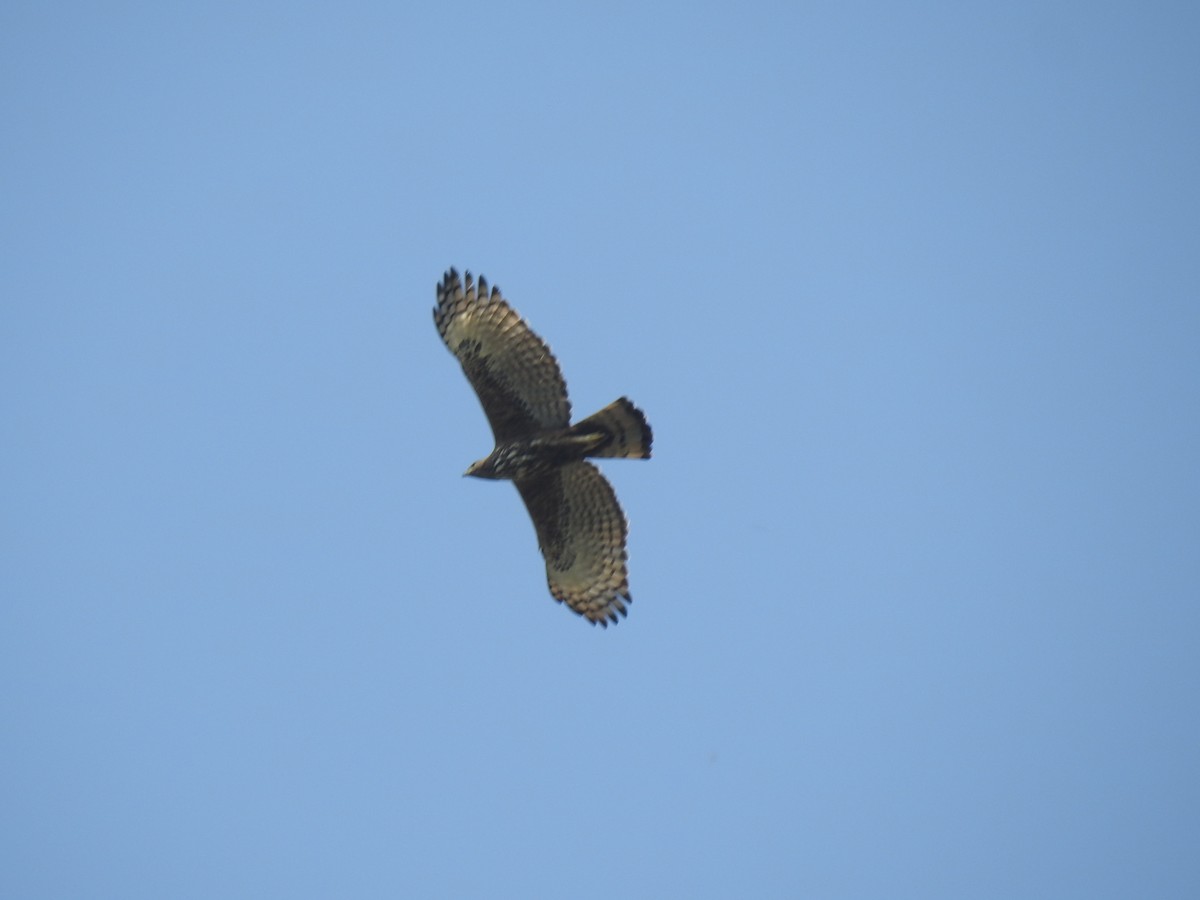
571,398 -> 653,460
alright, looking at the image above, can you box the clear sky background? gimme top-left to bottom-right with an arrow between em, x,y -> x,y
3,3 -> 1198,898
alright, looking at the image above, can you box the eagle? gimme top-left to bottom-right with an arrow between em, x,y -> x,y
433,268 -> 652,626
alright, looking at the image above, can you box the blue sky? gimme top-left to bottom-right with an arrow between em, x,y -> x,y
3,3 -> 1198,897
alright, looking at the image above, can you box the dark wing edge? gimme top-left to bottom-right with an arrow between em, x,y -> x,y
514,462 -> 632,627
433,267 -> 571,442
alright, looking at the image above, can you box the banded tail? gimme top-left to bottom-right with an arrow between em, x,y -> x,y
571,397 -> 653,460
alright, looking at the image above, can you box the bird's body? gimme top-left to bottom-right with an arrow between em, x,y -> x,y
433,268 -> 651,626
466,433 -> 601,481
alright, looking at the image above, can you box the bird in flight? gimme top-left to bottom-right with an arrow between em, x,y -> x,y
433,268 -> 652,626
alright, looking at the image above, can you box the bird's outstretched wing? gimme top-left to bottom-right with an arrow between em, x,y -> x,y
515,461 -> 632,626
434,268 -> 571,442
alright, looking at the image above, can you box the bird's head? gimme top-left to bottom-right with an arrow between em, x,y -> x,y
464,456 -> 498,479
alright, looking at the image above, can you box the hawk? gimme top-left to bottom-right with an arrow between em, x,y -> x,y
433,267 -> 652,626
